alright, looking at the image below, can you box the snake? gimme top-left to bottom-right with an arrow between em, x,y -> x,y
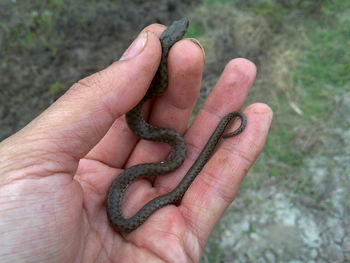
106,18 -> 247,232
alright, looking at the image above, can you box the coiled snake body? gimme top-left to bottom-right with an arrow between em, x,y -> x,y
106,18 -> 246,232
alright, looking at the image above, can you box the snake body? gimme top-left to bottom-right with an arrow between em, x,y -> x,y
106,18 -> 246,232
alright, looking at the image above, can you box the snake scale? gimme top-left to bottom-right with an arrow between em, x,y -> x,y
106,18 -> 247,232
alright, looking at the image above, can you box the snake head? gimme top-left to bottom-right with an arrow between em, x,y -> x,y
160,18 -> 189,48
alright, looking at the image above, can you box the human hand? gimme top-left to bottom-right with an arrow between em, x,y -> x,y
0,22 -> 272,263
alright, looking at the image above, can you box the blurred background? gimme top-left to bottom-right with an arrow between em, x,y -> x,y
1,0 -> 349,262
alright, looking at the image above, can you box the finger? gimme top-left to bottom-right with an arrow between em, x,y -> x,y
181,103 -> 273,247
126,38 -> 205,167
85,23 -> 167,168
154,58 -> 255,192
1,29 -> 162,177
116,38 -> 205,217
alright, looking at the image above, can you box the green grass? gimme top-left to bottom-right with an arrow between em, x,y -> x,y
260,1 -> 350,178
203,0 -> 234,4
297,21 -> 350,96
185,22 -> 205,38
49,81 -> 66,95
48,0 -> 64,8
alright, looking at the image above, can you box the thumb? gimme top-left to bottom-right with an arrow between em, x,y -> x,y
1,29 -> 161,174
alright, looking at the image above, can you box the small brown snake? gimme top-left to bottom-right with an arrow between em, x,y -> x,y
106,18 -> 246,232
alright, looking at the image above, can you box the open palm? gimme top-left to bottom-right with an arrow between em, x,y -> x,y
0,23 -> 272,263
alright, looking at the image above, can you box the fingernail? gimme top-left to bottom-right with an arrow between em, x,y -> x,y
119,31 -> 148,61
188,38 -> 205,60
